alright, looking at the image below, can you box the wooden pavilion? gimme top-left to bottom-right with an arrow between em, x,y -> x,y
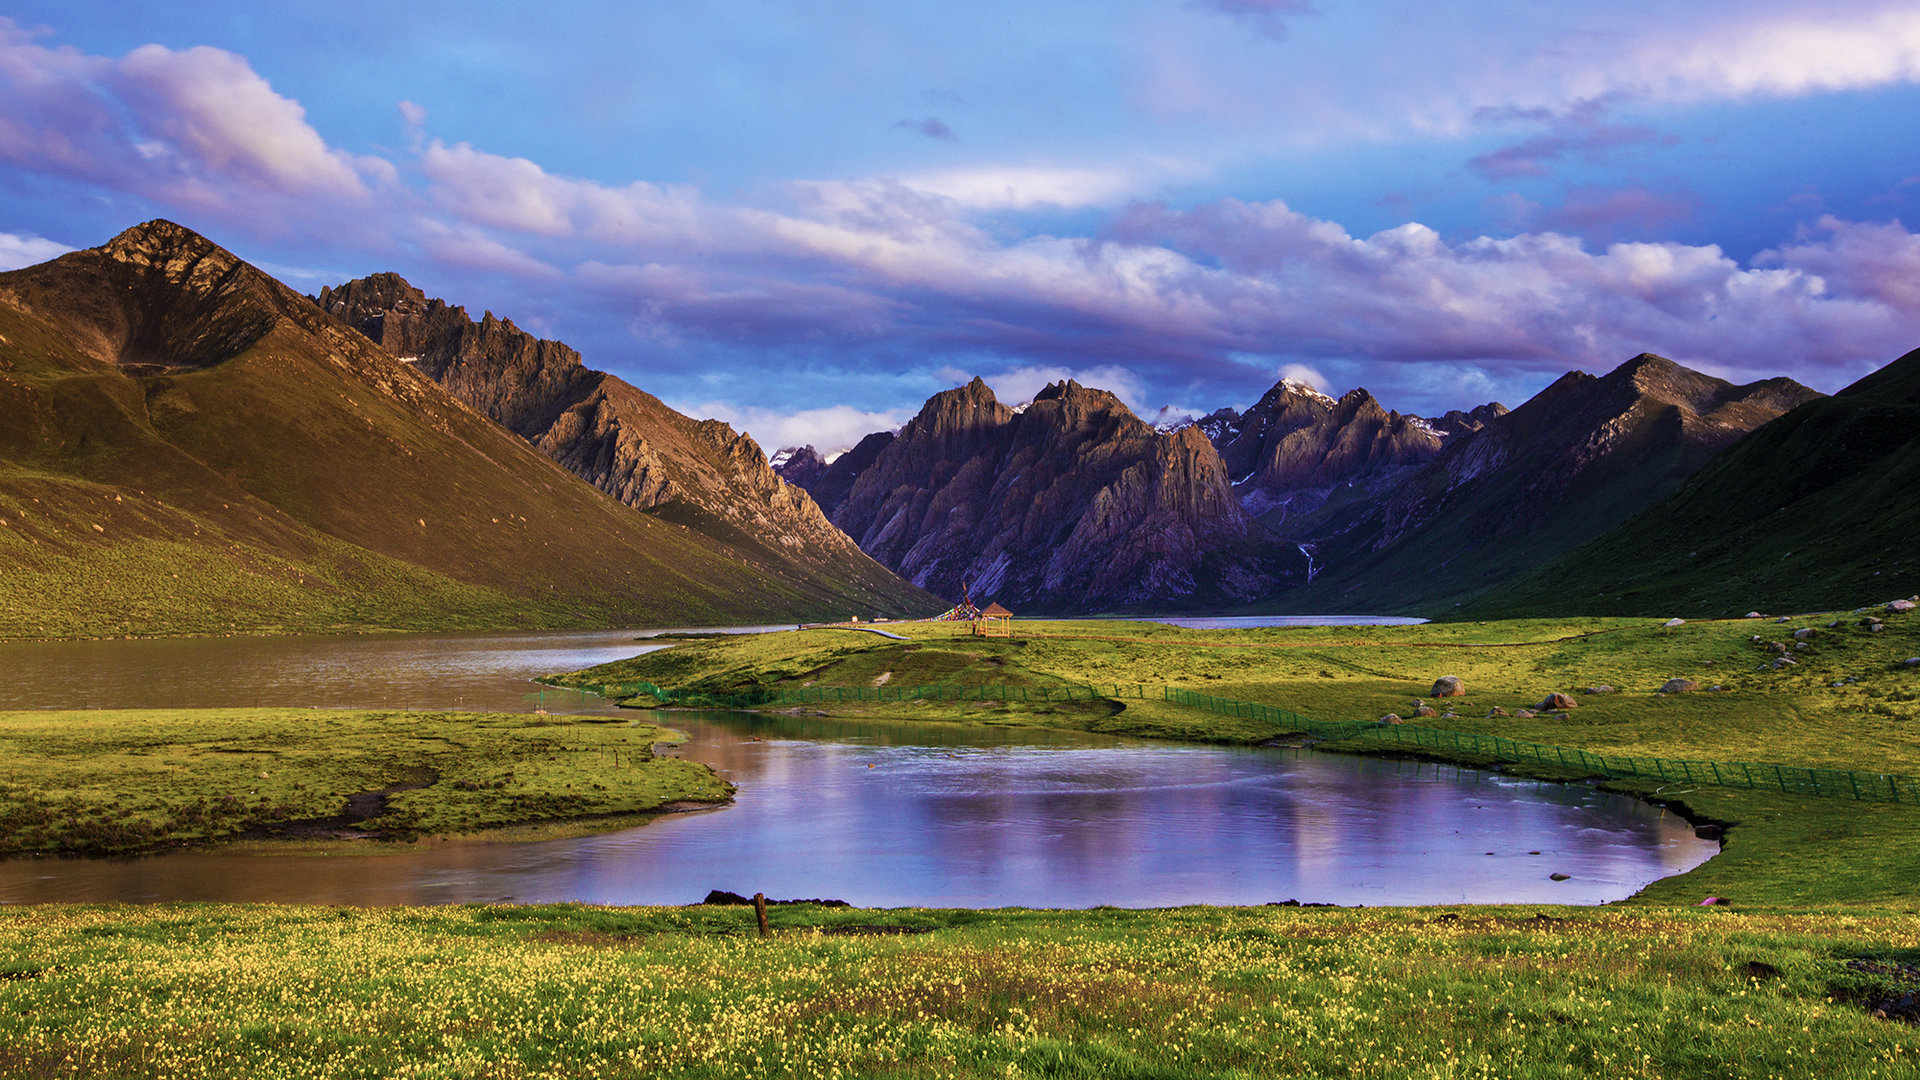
972,602 -> 1014,637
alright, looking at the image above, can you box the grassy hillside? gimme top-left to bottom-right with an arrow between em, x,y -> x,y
1460,347 -> 1920,619
0,222 -> 931,637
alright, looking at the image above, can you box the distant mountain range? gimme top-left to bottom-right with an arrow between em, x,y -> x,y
5,218 -> 1904,634
781,351 -> 1849,616
0,221 -> 932,637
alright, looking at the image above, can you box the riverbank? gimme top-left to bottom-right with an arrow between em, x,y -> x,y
3,901 -> 1916,1078
0,709 -> 730,857
552,610 -> 1920,911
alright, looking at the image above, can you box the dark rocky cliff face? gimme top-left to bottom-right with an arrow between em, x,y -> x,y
315,273 -> 933,614
1274,352 -> 1824,611
1213,381 -> 1486,520
821,377 -> 1273,612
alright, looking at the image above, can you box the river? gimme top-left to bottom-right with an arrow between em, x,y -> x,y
0,624 -> 1715,907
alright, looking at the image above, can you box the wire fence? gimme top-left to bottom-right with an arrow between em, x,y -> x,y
1161,686 -> 1920,804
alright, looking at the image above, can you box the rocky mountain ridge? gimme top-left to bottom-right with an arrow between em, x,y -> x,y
314,272 -> 930,615
788,377 -> 1275,612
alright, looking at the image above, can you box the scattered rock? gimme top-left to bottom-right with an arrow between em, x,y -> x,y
1582,685 -> 1617,694
1708,685 -> 1725,692
1772,657 -> 1798,669
1514,709 -> 1537,719
1904,658 -> 1920,668
1697,896 -> 1728,906
1552,711 -> 1571,720
1412,705 -> 1438,718
1486,707 -> 1510,718
1890,600 -> 1916,613
1663,618 -> 1686,628
1871,624 -> 1887,634
1378,714 -> 1404,725
1793,627 -> 1817,640
1549,872 -> 1571,881
1745,612 -> 1765,619
1659,678 -> 1699,694
1776,615 -> 1793,624
1768,641 -> 1789,654
1431,675 -> 1466,697
1536,692 -> 1578,710
1830,620 -> 1845,629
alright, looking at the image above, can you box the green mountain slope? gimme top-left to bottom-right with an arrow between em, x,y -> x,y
1462,346 -> 1920,618
0,221 -> 927,637
1258,354 -> 1820,615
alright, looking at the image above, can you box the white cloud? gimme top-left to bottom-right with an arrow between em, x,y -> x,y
896,165 -> 1145,210
1631,7 -> 1920,103
1277,362 -> 1327,389
675,401 -> 911,458
0,231 -> 71,271
113,44 -> 370,198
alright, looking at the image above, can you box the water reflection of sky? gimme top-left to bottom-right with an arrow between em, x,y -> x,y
0,628 -> 1714,907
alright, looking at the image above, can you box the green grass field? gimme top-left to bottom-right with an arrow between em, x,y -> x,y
3,903 -> 1917,1079
0,709 -> 728,855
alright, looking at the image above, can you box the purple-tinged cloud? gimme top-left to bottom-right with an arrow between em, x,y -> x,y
1470,98 -> 1679,181
0,19 -> 383,238
894,117 -> 957,142
1191,0 -> 1316,41
1495,185 -> 1701,243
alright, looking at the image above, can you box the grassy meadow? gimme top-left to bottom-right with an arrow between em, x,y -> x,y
4,610 -> 1919,1077
0,709 -> 727,855
4,902 -> 1919,1079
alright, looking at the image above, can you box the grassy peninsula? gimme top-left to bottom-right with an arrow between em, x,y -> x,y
0,709 -> 726,855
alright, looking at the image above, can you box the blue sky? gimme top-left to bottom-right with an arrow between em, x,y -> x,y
4,1 -> 1919,452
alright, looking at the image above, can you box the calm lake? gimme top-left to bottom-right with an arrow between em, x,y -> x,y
0,624 -> 1715,908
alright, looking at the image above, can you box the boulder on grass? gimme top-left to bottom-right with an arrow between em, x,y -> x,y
1412,705 -> 1438,718
1659,678 -> 1699,694
1431,675 -> 1466,697
1793,627 -> 1816,640
1379,714 -> 1404,725
1889,599 -> 1916,613
1514,709 -> 1537,719
1536,692 -> 1578,710
1582,685 -> 1616,694
1487,707 -> 1510,718
1663,618 -> 1686,628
